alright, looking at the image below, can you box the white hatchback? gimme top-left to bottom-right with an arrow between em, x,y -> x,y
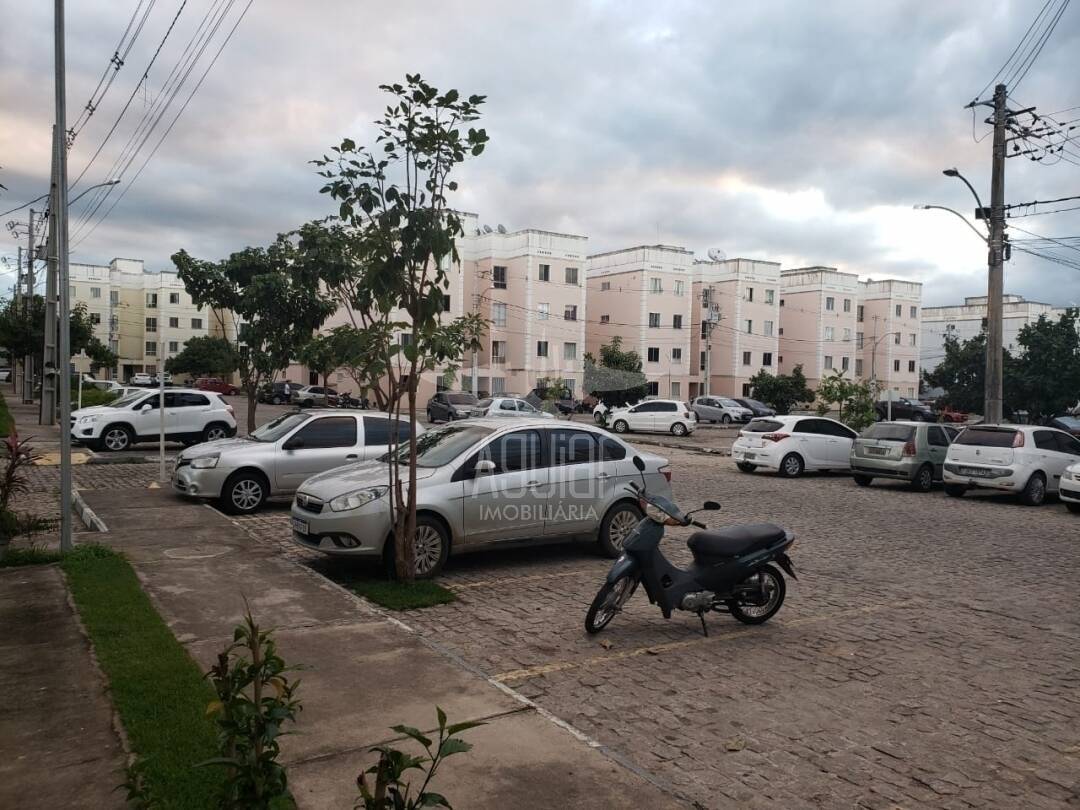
1061,461 -> 1080,513
71,388 -> 237,451
608,399 -> 696,437
732,415 -> 858,477
943,425 -> 1080,506
475,397 -> 555,419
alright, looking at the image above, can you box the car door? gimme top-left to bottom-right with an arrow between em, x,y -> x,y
823,420 -> 857,466
624,402 -> 654,431
791,419 -> 830,469
496,399 -> 519,418
274,415 -> 361,491
1053,432 -> 1080,491
1035,430 -> 1073,491
518,399 -> 544,418
654,401 -> 679,432
130,393 -> 161,438
543,428 -> 607,536
173,392 -> 214,436
925,425 -> 951,477
360,415 -> 412,461
461,429 -> 547,544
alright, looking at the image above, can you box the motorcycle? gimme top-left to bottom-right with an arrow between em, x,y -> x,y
585,456 -> 797,636
338,393 -> 360,410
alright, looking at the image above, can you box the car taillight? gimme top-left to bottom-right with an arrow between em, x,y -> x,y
762,432 -> 789,443
226,405 -> 235,416
902,441 -> 916,457
659,464 -> 672,482
1012,432 -> 1025,448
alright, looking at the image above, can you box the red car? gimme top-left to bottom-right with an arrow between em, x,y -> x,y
195,377 -> 240,396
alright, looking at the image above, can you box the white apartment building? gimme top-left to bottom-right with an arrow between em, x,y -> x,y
858,279 -> 923,398
585,245 -> 695,400
778,267 -> 861,391
69,258 -> 211,381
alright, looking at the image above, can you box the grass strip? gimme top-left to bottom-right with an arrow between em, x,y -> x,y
61,544 -> 222,809
340,575 -> 456,610
0,546 -> 63,567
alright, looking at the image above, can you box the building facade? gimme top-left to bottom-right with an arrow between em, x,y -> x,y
858,279 -> 923,398
778,267 -> 861,391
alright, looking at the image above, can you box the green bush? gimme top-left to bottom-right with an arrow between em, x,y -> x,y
76,388 -> 119,408
0,391 -> 12,437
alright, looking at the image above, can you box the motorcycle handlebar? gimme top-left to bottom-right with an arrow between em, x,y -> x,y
690,519 -> 706,529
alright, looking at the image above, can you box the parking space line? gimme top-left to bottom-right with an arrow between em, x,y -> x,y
492,598 -> 922,684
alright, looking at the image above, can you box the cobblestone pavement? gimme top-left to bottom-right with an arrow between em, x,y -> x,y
72,449 -> 1080,808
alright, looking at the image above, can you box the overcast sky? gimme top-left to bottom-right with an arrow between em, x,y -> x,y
2,0 -> 1079,307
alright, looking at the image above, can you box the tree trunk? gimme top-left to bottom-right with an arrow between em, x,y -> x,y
246,389 -> 257,433
393,377 -> 419,582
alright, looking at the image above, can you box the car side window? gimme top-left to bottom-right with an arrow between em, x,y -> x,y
944,426 -> 960,441
137,394 -> 161,410
821,421 -> 855,439
793,419 -> 822,435
178,393 -> 210,407
1054,432 -> 1080,456
599,436 -> 626,461
549,429 -> 599,465
477,430 -> 542,473
658,402 -> 677,412
1034,430 -> 1059,451
927,426 -> 949,447
499,400 -> 517,411
362,417 -> 390,446
292,416 -> 357,449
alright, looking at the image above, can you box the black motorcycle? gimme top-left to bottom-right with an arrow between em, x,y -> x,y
585,456 -> 797,635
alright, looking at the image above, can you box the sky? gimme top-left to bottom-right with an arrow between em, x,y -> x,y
2,0 -> 1080,308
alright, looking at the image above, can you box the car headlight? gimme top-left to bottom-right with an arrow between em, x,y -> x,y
329,486 -> 389,512
190,455 -> 220,469
78,415 -> 98,424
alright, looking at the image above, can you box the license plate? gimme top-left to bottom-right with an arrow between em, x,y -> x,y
291,517 -> 309,535
959,466 -> 992,478
867,447 -> 887,456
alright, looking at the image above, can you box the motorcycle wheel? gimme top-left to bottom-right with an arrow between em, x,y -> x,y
727,564 -> 786,625
585,575 -> 637,634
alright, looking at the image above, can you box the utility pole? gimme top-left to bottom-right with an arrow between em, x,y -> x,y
985,83 -> 1007,425
702,285 -> 717,397
14,246 -> 24,395
55,0 -> 73,552
22,210 -> 36,403
41,126 -> 59,425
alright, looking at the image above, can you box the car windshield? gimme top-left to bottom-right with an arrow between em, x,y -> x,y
1053,416 -> 1080,429
445,393 -> 477,405
250,412 -> 311,442
108,391 -> 147,408
861,423 -> 915,442
718,398 -> 740,408
745,419 -> 784,433
476,398 -> 493,409
381,423 -> 493,467
740,399 -> 767,410
953,427 -> 1017,447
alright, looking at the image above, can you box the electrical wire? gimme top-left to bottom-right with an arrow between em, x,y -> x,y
1008,0 -> 1071,93
972,0 -> 1055,103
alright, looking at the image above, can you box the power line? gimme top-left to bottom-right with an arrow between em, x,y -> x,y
973,0 -> 1055,103
1008,0 -> 1072,92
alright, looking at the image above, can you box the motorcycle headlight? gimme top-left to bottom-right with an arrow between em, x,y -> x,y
641,499 -> 669,523
329,486 -> 389,512
190,455 -> 219,469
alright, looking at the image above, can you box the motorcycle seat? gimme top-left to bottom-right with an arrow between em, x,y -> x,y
688,523 -> 786,560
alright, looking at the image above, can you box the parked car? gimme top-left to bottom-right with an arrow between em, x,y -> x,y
691,396 -> 753,424
152,372 -> 173,386
1061,461 -> 1080,513
938,406 -> 970,424
874,397 -> 935,422
84,379 -> 124,393
426,391 -> 481,422
0,368 -> 10,383
1045,415 -> 1080,437
474,397 -> 555,419
289,419 -> 673,577
734,397 -> 776,418
608,399 -> 696,436
195,377 -> 240,396
258,380 -> 300,405
173,410 -> 422,514
943,425 -> 1080,505
71,388 -> 236,452
524,388 -> 577,416
292,385 -> 339,408
850,421 -> 960,491
732,416 -> 858,477
129,372 -> 154,386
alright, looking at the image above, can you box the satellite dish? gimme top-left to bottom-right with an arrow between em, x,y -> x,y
482,225 -> 493,234
707,248 -> 726,262
496,224 -> 507,234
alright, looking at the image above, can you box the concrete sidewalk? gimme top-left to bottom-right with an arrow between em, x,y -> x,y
0,565 -> 127,809
79,487 -> 687,809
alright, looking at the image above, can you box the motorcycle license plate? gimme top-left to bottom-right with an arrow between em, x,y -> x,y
291,517 -> 309,535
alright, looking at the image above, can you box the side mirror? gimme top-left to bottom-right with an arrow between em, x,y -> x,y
283,437 -> 304,450
632,455 -> 646,472
474,459 -> 496,477
139,403 -> 152,413
702,501 -> 721,511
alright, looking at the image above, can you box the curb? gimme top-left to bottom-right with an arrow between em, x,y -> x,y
72,489 -> 109,532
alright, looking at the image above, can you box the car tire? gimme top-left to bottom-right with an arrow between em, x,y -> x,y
721,414 -> 732,424
736,462 -> 756,473
302,399 -> 314,408
612,419 -> 629,434
944,483 -> 966,498
594,412 -> 605,424
911,464 -> 934,493
427,409 -> 435,423
100,424 -> 133,452
271,395 -> 283,405
1066,502 -> 1080,514
384,515 -> 450,580
597,501 -> 644,558
1019,472 -> 1047,507
202,422 -> 230,443
853,474 -> 873,487
670,422 -> 688,437
220,471 -> 268,515
779,453 -> 804,478
873,410 -> 884,422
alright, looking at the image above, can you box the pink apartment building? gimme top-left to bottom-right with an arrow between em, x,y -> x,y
778,267 -> 860,391
585,245 -> 695,400
690,258 -> 782,398
858,279 -> 923,398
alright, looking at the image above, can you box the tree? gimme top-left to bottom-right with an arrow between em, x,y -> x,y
297,333 -> 341,392
923,332 -> 1020,418
748,365 -> 814,415
314,75 -> 489,581
815,370 -> 879,430
165,336 -> 239,379
173,228 -> 338,431
0,296 -> 111,373
86,341 -> 119,376
1010,309 -> 1080,422
583,336 -> 649,408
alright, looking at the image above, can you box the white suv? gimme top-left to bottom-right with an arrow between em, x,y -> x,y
608,399 -> 696,436
732,415 -> 858,477
944,425 -> 1080,506
71,388 -> 237,451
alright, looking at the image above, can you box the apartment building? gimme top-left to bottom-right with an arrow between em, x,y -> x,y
778,267 -> 860,390
858,279 -> 923,398
585,245 -> 695,400
690,258 -> 782,399
921,294 -> 1066,374
69,258 -> 211,381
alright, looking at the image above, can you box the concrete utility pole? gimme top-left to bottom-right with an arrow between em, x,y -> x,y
703,285 -> 716,397
984,83 -> 1008,425
41,127 -> 59,425
22,210 -> 36,403
55,0 -> 73,552
14,247 -> 24,395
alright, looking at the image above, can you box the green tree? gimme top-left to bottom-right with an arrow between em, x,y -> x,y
86,341 -> 119,376
923,332 -> 1020,418
165,335 -> 239,379
314,75 -> 489,581
583,336 -> 649,408
815,370 -> 879,430
0,296 -> 111,374
1010,309 -> 1080,422
297,333 -> 341,392
748,364 -> 814,415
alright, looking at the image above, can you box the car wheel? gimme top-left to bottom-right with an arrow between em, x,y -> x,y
1019,472 -> 1047,506
612,419 -> 629,434
670,422 -> 688,437
597,501 -> 644,557
911,464 -> 934,493
427,409 -> 435,423
736,462 -> 756,473
779,453 -> 804,478
853,474 -> 873,487
202,422 -> 230,443
1066,502 -> 1080,514
873,410 -> 884,422
384,516 -> 450,580
594,412 -> 605,424
944,483 -> 966,498
101,424 -> 133,452
721,414 -> 732,424
271,395 -> 283,405
221,472 -> 267,515
302,399 -> 314,408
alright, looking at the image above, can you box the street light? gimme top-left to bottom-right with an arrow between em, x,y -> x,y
69,178 -> 119,206
942,168 -> 986,219
913,204 -> 988,244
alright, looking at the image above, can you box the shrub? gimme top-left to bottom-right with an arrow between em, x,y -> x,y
77,388 -> 119,408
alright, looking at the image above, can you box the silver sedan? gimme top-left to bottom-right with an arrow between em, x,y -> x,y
290,418 -> 673,578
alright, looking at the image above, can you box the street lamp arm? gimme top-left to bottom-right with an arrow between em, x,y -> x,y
913,204 -> 989,244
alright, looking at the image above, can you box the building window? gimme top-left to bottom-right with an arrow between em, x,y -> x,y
824,355 -> 834,370
145,341 -> 157,355
538,264 -> 550,282
672,347 -> 682,361
742,351 -> 752,365
909,333 -> 917,346
563,378 -> 575,395
908,360 -> 916,372
825,296 -> 835,311
778,327 -> 784,336
674,280 -> 684,296
191,318 -> 203,329
110,290 -> 119,305
894,332 -> 901,345
600,281 -> 611,291
168,341 -> 179,353
778,355 -> 783,364
855,359 -> 864,376
742,383 -> 752,396
647,347 -> 660,362
169,292 -> 180,305
600,315 -> 610,324
700,322 -> 709,339
910,305 -> 918,318
763,352 -> 773,366
492,303 -> 507,326
491,376 -> 505,392
745,319 -> 752,334
843,298 -> 851,313
442,294 -> 451,312
145,317 -> 157,332
492,266 -> 507,289
648,312 -> 661,328
672,314 -> 683,329
649,277 -> 663,293
699,351 -> 706,371
90,312 -> 101,325
841,356 -> 850,371
824,327 -> 834,341
765,289 -> 774,304
857,305 -> 864,323
895,304 -> 902,317
779,298 -> 785,307
537,341 -> 549,358
565,267 -> 579,285
491,340 -> 506,363
564,305 -> 577,321
646,381 -> 659,396
668,381 -> 681,399
856,332 -> 864,349
893,359 -> 901,372
169,317 -> 179,328
399,333 -> 414,347
842,328 -> 851,342
701,289 -> 712,309
91,287 -> 101,299
763,320 -> 774,337
564,342 -> 577,360
146,293 -> 157,308
537,302 -> 549,320
745,287 -> 754,302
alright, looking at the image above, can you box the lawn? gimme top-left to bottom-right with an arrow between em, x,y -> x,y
337,572 -> 457,610
0,546 -> 62,567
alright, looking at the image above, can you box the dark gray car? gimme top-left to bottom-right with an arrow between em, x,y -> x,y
426,391 -> 480,422
851,421 -> 960,491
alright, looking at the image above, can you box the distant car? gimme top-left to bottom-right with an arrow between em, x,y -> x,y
732,416 -> 858,477
734,397 -> 776,418
151,373 -> 173,386
691,396 -> 753,424
292,385 -> 339,408
71,388 -> 236,451
850,421 -> 960,492
1045,415 -> 1080,437
944,425 -> 1080,506
874,397 -> 935,422
0,368 -> 10,383
84,379 -> 124,393
195,377 -> 240,396
1061,461 -> 1080,513
474,397 -> 556,419
129,372 -> 153,386
426,391 -> 480,422
608,399 -> 696,437
258,381 -> 300,405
